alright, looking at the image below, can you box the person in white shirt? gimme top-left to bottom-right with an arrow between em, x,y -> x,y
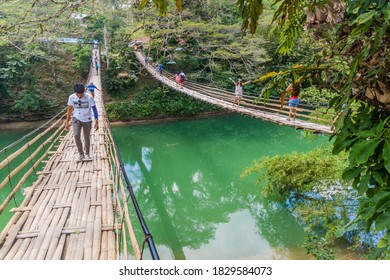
65,83 -> 99,161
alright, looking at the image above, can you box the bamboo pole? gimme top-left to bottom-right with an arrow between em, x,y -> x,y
52,234 -> 66,260
45,207 -> 70,259
0,211 -> 29,259
64,187 -> 81,260
21,237 -> 36,259
28,196 -> 57,259
0,174 -> 47,248
12,238 -> 31,260
3,238 -> 22,260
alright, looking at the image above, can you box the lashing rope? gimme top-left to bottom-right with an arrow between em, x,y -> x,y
3,150 -> 18,207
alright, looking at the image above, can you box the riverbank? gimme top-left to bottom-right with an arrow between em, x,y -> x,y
0,120 -> 48,130
0,111 -> 232,131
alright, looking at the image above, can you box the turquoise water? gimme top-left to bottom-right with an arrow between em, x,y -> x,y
112,114 -> 330,260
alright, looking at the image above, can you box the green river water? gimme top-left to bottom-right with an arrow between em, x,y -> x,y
111,114 -> 331,260
1,114 -> 342,259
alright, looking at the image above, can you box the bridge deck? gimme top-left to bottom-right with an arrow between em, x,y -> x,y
0,56 -> 117,260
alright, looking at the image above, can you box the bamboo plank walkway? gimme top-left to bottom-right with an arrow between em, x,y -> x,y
0,53 -> 118,260
134,51 -> 333,135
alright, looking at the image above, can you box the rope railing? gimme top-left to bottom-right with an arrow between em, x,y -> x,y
101,102 -> 160,260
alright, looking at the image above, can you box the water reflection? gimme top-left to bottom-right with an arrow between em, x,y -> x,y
113,114 -> 329,259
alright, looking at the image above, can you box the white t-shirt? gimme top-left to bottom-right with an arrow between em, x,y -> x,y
67,93 -> 96,122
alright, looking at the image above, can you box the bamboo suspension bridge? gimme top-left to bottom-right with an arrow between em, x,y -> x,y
0,51 -> 158,260
0,48 -> 335,261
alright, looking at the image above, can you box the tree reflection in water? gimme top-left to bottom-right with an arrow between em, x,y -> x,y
113,115 -> 328,259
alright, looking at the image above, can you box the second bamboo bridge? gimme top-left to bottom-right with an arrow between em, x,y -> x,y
135,51 -> 334,135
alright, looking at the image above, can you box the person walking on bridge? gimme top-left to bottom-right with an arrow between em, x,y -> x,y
229,77 -> 251,106
95,61 -> 99,75
286,83 -> 300,121
86,82 -> 100,98
178,70 -> 186,88
65,83 -> 99,161
154,62 -> 163,75
174,72 -> 180,87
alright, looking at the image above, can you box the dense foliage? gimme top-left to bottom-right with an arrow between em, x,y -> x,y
0,43 -> 91,118
105,86 -> 221,121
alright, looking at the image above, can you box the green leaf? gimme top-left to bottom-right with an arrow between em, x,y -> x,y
385,7 -> 390,21
377,238 -> 388,249
360,205 -> 376,220
357,174 -> 370,194
376,199 -> 390,213
374,117 -> 389,136
350,139 -> 381,165
372,171 -> 384,185
383,140 -> 390,173
333,136 -> 356,154
356,130 -> 377,138
371,191 -> 390,203
375,212 -> 390,231
342,167 -> 361,181
353,11 -> 375,25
